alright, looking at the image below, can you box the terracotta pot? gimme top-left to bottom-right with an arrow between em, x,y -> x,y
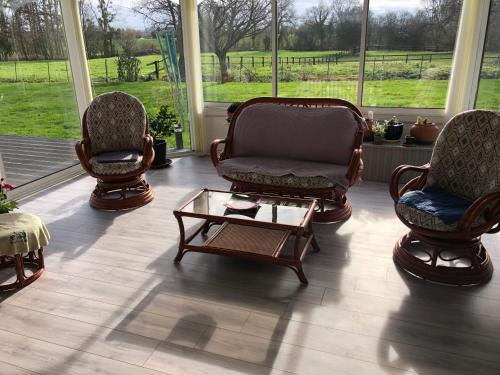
410,123 -> 440,144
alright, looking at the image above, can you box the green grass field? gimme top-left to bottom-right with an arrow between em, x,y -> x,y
0,50 -> 498,141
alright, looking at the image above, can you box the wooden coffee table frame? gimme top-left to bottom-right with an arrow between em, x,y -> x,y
173,189 -> 319,283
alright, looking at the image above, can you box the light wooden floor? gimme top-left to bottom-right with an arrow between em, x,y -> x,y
1,156 -> 499,375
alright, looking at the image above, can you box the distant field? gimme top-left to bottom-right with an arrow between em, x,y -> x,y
0,49 -> 498,141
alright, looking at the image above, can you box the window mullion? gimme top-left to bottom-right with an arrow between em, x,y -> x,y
357,0 -> 369,108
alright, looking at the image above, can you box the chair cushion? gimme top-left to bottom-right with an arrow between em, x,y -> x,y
232,103 -> 363,165
396,187 -> 485,232
86,92 -> 147,156
93,151 -> 139,163
427,110 -> 499,201
90,154 -> 143,175
217,156 -> 350,189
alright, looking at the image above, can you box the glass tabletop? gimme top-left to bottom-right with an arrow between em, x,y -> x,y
178,190 -> 316,228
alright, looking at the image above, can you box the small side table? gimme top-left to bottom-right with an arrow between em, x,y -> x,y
0,213 -> 50,291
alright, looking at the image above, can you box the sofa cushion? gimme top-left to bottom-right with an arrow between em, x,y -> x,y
90,155 -> 143,175
217,156 -> 350,189
224,172 -> 334,189
232,103 -> 363,165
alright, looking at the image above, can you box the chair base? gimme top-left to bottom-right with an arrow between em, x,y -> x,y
90,176 -> 155,210
393,231 -> 493,286
0,248 -> 45,291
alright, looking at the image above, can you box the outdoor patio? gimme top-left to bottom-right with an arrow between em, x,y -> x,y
0,135 -> 78,187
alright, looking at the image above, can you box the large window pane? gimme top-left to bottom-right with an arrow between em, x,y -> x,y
198,0 -> 272,102
362,0 -> 462,108
0,0 -> 80,187
278,0 -> 362,102
79,0 -> 191,150
476,0 -> 499,110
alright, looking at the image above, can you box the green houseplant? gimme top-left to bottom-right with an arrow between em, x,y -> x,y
372,122 -> 386,144
149,105 -> 178,167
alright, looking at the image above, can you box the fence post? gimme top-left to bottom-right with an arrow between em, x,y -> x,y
14,60 -> 18,82
47,61 -> 51,82
327,60 -> 330,78
212,55 -> 215,81
292,57 -> 295,65
429,54 -> 432,63
252,56 -> 255,68
405,54 -> 408,63
65,60 -> 70,82
262,56 -> 264,67
419,55 -> 424,78
313,57 -> 316,65
105,58 -> 109,82
240,56 -> 243,81
227,56 -> 230,69
372,57 -> 376,79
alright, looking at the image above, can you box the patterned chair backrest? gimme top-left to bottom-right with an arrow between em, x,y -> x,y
427,110 -> 500,201
86,92 -> 147,156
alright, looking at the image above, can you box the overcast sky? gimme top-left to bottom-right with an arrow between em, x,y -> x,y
110,0 -> 425,30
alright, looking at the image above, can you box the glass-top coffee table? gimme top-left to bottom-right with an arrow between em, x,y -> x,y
173,189 -> 320,283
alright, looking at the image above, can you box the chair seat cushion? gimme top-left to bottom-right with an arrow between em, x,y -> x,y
217,157 -> 349,189
90,153 -> 143,175
93,150 -> 139,163
396,186 -> 485,231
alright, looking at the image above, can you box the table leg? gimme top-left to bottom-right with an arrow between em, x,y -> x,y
308,221 -> 320,252
174,213 -> 186,263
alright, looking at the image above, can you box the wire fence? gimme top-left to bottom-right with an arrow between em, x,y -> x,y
0,52 -> 498,84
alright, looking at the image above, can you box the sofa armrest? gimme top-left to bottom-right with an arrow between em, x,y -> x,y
210,139 -> 228,167
346,148 -> 362,186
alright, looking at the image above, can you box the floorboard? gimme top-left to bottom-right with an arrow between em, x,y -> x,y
1,156 -> 499,375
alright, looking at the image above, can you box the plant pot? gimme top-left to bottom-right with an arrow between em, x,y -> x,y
152,139 -> 172,168
410,123 -> 440,144
384,123 -> 404,141
373,134 -> 384,144
363,119 -> 374,142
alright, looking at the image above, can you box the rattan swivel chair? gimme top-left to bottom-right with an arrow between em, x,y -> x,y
390,110 -> 499,286
75,92 -> 155,210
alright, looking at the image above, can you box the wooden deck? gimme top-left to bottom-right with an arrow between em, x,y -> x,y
1,155 -> 499,375
0,135 -> 78,187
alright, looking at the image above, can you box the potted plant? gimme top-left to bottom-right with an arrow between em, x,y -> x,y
149,105 -> 178,168
410,116 -> 440,144
384,116 -> 404,141
0,177 -> 17,214
372,122 -> 386,144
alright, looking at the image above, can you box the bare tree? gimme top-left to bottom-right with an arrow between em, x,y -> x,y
96,0 -> 115,57
303,1 -> 331,50
199,0 -> 271,83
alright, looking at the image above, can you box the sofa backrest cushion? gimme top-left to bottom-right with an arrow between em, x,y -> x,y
231,103 -> 363,165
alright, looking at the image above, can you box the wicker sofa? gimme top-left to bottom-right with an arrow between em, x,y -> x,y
211,97 -> 365,222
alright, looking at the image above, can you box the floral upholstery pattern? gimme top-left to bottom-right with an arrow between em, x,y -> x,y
427,110 -> 499,201
90,155 -> 143,175
86,92 -> 147,156
396,200 -> 485,232
225,172 -> 336,189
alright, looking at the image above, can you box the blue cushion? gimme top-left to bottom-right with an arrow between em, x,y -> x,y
398,186 -> 472,225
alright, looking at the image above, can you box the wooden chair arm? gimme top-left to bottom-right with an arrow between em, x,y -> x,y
75,138 -> 93,175
210,139 -> 228,167
458,192 -> 500,233
346,148 -> 362,186
389,164 -> 430,203
142,135 -> 155,168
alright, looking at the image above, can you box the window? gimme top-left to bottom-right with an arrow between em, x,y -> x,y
0,0 -> 80,187
79,0 -> 191,151
277,0 -> 362,101
198,0 -> 272,102
362,0 -> 462,108
475,0 -> 499,111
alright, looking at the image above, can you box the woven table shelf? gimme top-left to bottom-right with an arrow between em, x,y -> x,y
204,223 -> 290,257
